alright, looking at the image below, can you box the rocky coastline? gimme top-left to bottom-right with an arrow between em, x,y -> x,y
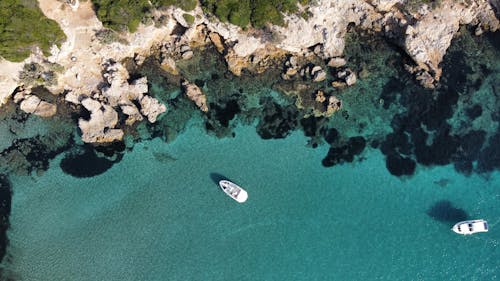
0,0 -> 498,145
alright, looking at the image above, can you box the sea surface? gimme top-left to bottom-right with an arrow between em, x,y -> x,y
1,29 -> 500,280
3,123 -> 500,281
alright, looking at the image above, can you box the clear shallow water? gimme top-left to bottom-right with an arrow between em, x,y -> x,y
5,124 -> 500,280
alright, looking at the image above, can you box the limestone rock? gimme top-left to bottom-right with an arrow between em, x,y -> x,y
326,96 -> 342,116
182,81 -> 208,112
120,104 -> 143,125
78,98 -> 124,143
315,90 -> 326,103
160,57 -> 179,75
345,71 -> 357,86
19,95 -> 57,117
369,0 -> 403,12
327,57 -> 347,68
312,66 -> 327,82
225,50 -> 249,76
209,32 -> 225,53
403,0 -> 500,88
139,95 -> 166,123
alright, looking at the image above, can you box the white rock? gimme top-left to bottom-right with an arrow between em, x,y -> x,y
19,95 -> 57,117
345,71 -> 357,86
139,95 -> 166,123
327,57 -> 347,68
313,69 -> 327,82
182,81 -> 208,112
79,98 -> 124,143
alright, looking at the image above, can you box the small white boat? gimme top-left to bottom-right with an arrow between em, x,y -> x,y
219,180 -> 248,203
451,219 -> 488,235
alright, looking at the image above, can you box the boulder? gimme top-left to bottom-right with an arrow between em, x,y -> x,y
78,98 -> 124,143
182,81 -> 208,112
345,71 -> 357,86
19,95 -> 57,117
326,96 -> 342,116
327,57 -> 347,68
139,95 -> 167,123
209,32 -> 225,53
312,67 -> 327,82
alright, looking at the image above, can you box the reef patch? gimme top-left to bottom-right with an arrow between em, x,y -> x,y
60,145 -> 123,178
0,175 -> 12,270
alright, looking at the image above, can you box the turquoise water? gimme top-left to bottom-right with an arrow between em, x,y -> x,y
4,123 -> 500,280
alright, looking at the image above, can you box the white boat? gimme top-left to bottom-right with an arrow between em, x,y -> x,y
219,180 -> 248,203
451,219 -> 488,235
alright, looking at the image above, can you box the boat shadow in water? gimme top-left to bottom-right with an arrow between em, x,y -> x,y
209,173 -> 235,186
427,200 -> 468,223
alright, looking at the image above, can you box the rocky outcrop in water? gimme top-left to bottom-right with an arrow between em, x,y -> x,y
182,80 -> 208,112
0,0 -> 498,145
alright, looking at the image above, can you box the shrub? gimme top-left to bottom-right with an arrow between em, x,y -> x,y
91,0 -> 151,32
0,0 -> 66,62
200,0 -> 308,29
152,0 -> 197,11
183,13 -> 195,25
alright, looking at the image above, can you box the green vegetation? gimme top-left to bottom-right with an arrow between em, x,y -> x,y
0,0 -> 66,62
92,0 -> 198,32
151,0 -> 197,11
200,0 -> 309,28
183,13 -> 195,25
91,0 -> 151,32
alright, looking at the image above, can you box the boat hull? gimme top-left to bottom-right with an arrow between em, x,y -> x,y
219,180 -> 248,203
451,219 -> 488,235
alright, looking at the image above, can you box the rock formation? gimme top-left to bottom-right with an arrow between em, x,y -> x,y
0,0 -> 498,144
182,80 -> 208,112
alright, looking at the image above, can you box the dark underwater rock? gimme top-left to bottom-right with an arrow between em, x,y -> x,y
0,175 -> 12,267
60,145 -> 121,178
380,77 -> 405,109
322,127 -> 339,144
427,200 -> 468,222
477,132 -> 500,172
322,136 -> 366,167
300,116 -> 325,137
256,100 -> 298,139
385,153 -> 416,176
466,104 -> 483,120
208,99 -> 241,128
381,132 -> 412,157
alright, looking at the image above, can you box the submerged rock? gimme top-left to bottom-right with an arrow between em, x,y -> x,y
0,175 -> 12,266
182,81 -> 209,112
60,145 -> 120,178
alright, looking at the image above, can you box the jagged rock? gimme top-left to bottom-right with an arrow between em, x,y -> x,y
327,57 -> 347,68
369,0 -> 403,12
311,66 -> 327,82
331,81 -> 347,88
286,67 -> 298,76
224,50 -> 249,76
120,104 -> 143,125
181,50 -> 194,60
326,95 -> 342,116
139,95 -> 166,123
209,32 -> 225,53
160,57 -> 179,75
289,56 -> 298,68
78,98 -> 124,143
345,71 -> 357,86
403,0 -> 500,88
182,81 -> 208,112
19,95 -> 57,117
315,90 -> 326,103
